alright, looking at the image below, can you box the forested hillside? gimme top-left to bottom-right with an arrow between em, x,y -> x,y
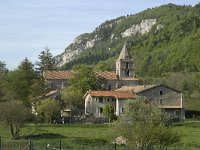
57,3 -> 200,111
58,3 -> 200,75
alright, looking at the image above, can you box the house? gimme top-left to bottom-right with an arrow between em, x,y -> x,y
43,71 -> 71,90
84,90 -> 136,117
115,84 -> 184,120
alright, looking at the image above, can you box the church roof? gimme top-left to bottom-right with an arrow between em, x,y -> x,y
86,90 -> 136,99
43,70 -> 118,81
43,71 -> 72,80
117,43 -> 131,61
96,71 -> 118,80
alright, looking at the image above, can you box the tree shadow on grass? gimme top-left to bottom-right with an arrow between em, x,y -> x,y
22,133 -> 66,140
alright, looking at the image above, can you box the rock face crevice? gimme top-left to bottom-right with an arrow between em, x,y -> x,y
55,18 -> 158,68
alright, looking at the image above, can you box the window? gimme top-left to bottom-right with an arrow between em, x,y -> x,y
99,97 -> 103,103
175,110 -> 180,115
117,70 -> 119,76
47,82 -> 52,89
112,99 -> 115,102
61,82 -> 66,89
126,62 -> 129,68
159,90 -> 163,95
107,99 -> 110,102
108,85 -> 111,90
99,108 -> 103,114
116,83 -> 119,88
120,108 -> 125,114
126,70 -> 130,76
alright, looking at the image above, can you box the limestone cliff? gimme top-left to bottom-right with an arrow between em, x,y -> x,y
55,18 -> 158,68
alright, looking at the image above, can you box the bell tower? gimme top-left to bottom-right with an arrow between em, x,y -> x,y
116,43 -> 134,78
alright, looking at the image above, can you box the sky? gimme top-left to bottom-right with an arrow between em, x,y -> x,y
0,0 -> 199,70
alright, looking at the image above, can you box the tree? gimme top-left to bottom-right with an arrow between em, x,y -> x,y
69,64 -> 104,94
62,64 -> 105,115
0,101 -> 31,139
0,61 -> 8,102
103,104 -> 116,122
35,47 -> 56,75
6,58 -> 36,104
61,86 -> 83,115
37,98 -> 61,123
95,61 -> 111,71
29,78 -> 46,100
116,97 -> 180,150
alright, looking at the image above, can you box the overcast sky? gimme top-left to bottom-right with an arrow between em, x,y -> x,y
0,0 -> 199,70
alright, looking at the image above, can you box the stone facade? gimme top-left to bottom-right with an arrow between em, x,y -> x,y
116,84 -> 184,120
84,91 -> 136,117
137,85 -> 184,120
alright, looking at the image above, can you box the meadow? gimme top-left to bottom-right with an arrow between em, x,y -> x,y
0,121 -> 200,149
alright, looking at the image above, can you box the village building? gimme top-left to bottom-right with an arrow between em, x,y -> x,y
84,90 -> 136,117
43,43 -> 185,121
43,70 -> 71,90
115,85 -> 184,120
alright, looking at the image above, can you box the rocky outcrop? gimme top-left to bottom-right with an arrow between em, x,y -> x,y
121,19 -> 156,38
55,34 -> 101,67
55,18 -> 159,68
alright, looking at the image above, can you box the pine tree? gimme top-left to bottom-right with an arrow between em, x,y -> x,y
35,47 -> 56,75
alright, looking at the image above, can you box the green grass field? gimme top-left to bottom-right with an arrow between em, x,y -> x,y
0,121 -> 200,149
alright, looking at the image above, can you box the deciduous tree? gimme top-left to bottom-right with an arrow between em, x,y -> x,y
116,98 -> 180,150
37,98 -> 61,123
0,101 -> 31,139
103,104 -> 116,122
69,64 -> 104,94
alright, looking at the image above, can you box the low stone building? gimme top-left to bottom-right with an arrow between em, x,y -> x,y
84,90 -> 136,117
116,84 -> 184,120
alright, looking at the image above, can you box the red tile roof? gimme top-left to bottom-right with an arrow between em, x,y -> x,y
88,90 -> 136,99
43,71 -> 72,80
96,71 -> 118,80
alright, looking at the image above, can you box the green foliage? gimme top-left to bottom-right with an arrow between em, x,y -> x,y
0,61 -> 8,102
35,47 -> 56,75
62,64 -> 105,114
61,3 -> 200,77
61,86 -> 83,115
103,104 -> 116,122
94,61 -> 111,71
69,64 -> 104,94
37,98 -> 61,123
0,101 -> 31,139
116,98 -> 180,149
5,58 -> 36,104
